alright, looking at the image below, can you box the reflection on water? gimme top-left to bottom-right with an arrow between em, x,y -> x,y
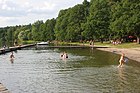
117,67 -> 128,92
116,66 -> 140,93
0,47 -> 140,93
10,58 -> 14,64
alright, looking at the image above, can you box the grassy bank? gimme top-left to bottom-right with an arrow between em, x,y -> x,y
21,40 -> 140,49
22,40 -> 36,44
95,42 -> 140,48
67,41 -> 140,48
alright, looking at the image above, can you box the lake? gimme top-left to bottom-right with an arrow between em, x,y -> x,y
0,46 -> 140,93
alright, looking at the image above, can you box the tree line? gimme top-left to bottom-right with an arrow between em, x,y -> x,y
0,0 -> 140,47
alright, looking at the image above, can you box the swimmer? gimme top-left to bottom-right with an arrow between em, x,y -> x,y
10,52 -> 15,59
118,53 -> 125,67
10,52 -> 15,63
60,51 -> 68,59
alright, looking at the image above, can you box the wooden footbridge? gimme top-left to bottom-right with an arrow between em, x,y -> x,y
0,44 -> 108,55
0,44 -> 35,54
36,44 -> 108,48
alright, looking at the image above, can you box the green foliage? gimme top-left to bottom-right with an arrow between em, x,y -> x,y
43,18 -> 56,41
87,0 -> 111,41
31,20 -> 44,41
55,0 -> 90,41
55,9 -> 70,41
0,0 -> 140,46
18,30 -> 30,41
110,0 -> 140,43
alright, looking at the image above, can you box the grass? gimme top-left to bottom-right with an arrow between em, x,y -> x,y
22,40 -> 36,44
68,41 -> 140,48
112,43 -> 140,48
20,40 -> 140,49
95,42 -> 140,48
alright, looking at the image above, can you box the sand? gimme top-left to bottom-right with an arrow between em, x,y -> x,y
96,47 -> 140,62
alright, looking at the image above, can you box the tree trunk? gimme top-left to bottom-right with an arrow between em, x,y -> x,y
100,38 -> 103,43
137,36 -> 140,44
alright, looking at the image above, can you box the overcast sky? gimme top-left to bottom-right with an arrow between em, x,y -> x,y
0,0 -> 90,27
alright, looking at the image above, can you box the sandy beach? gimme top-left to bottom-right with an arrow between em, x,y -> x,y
97,47 -> 140,62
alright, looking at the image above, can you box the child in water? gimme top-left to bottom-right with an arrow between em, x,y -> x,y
118,53 -> 125,67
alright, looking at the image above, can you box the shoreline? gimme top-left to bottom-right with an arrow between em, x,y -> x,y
96,47 -> 140,63
68,42 -> 140,63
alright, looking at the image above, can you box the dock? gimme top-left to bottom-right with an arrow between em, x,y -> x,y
0,44 -> 35,55
36,45 -> 108,48
0,83 -> 9,93
37,45 -> 89,48
0,44 -> 108,54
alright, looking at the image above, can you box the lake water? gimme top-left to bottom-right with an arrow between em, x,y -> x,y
0,46 -> 140,93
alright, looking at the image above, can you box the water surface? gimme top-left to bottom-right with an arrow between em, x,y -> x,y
0,47 -> 140,93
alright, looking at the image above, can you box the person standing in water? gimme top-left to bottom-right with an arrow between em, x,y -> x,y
10,52 -> 15,63
10,52 -> 15,59
63,52 -> 68,58
118,53 -> 125,67
60,51 -> 68,59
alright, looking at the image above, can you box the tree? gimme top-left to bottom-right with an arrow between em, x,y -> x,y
31,20 -> 44,41
66,4 -> 86,41
55,2 -> 90,42
6,27 -> 16,46
55,9 -> 70,41
110,0 -> 140,43
43,18 -> 56,41
125,0 -> 140,43
0,28 -> 7,47
87,0 -> 111,42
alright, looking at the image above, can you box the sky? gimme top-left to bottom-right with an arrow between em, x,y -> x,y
0,0 -> 90,27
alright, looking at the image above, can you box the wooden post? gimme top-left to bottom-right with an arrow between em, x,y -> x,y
137,36 -> 140,44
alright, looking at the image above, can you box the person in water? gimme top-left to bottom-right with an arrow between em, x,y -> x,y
10,52 -> 15,59
118,53 -> 125,67
10,52 -> 15,63
60,51 -> 68,59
